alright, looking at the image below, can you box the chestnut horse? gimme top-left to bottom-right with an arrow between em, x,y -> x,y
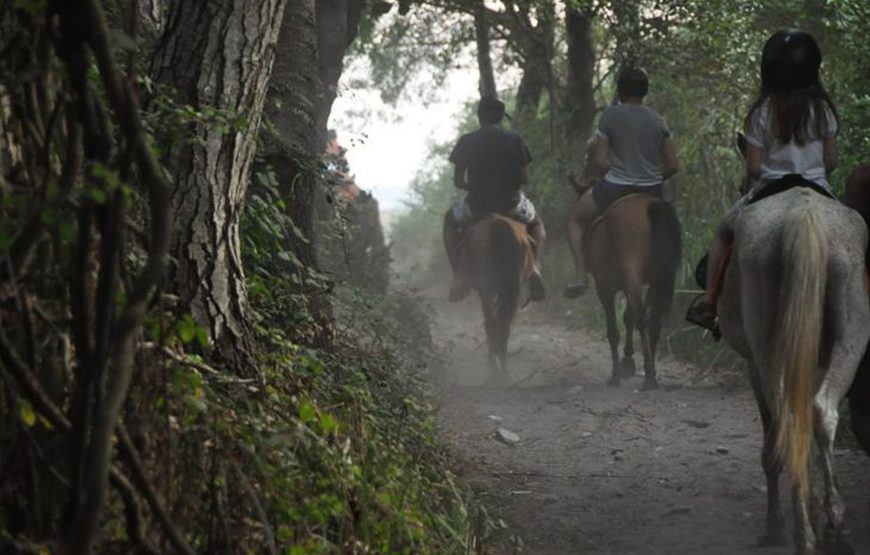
456,214 -> 536,380
585,193 -> 682,390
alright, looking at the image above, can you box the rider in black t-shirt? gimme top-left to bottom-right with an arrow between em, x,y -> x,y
443,96 -> 546,302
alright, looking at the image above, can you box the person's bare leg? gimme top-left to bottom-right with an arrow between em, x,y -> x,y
704,227 -> 733,305
565,189 -> 599,298
686,220 -> 733,330
527,218 -> 547,301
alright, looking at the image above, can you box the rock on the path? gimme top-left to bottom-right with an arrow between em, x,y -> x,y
496,428 -> 520,445
487,414 -> 503,422
715,446 -> 729,454
662,506 -> 692,517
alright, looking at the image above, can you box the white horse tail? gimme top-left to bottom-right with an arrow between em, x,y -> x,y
773,206 -> 827,502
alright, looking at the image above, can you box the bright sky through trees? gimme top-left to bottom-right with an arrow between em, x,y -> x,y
332,65 -> 479,211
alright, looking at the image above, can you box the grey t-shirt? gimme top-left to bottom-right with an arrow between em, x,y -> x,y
595,104 -> 671,186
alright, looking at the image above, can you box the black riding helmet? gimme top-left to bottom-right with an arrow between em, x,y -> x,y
617,66 -> 649,98
761,28 -> 822,89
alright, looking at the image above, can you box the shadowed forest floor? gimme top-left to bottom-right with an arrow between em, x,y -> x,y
431,296 -> 870,555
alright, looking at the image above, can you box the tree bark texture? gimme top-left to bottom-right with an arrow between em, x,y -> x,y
472,1 -> 497,97
314,0 -> 365,147
564,7 -> 596,144
515,38 -> 549,114
262,0 -> 335,345
512,3 -> 555,115
150,0 -> 286,374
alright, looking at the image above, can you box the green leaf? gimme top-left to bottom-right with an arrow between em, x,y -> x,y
178,314 -> 198,343
196,327 -> 210,348
319,412 -> 339,434
58,221 -> 75,243
18,399 -> 36,427
87,187 -> 107,205
298,400 -> 316,424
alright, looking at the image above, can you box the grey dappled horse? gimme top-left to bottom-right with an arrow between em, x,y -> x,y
718,187 -> 870,554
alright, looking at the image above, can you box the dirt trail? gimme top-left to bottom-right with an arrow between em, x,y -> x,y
432,299 -> 870,555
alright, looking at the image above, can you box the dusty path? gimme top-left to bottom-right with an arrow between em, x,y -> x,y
432,300 -> 870,555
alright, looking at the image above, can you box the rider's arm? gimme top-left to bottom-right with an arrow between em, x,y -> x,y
662,138 -> 679,180
591,136 -> 609,179
823,137 -> 837,175
454,165 -> 470,190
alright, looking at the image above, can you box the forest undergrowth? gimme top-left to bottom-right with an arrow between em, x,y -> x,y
0,2 -> 486,552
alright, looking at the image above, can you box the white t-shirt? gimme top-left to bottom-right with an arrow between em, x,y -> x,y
744,99 -> 838,189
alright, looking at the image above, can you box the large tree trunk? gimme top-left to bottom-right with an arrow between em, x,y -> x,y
515,39 -> 549,114
150,0 -> 286,374
513,3 -> 555,115
472,1 -> 497,97
315,0 -> 365,146
262,0 -> 335,345
564,7 -> 596,144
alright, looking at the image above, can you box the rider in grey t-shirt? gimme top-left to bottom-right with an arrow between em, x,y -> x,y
597,103 -> 671,187
564,67 -> 679,298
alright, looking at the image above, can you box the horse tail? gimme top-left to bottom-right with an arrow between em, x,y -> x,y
490,218 -> 523,329
773,206 -> 827,502
647,201 -> 682,315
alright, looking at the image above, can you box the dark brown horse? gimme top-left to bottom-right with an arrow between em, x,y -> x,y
585,193 -> 682,389
842,164 -> 870,462
456,214 -> 535,380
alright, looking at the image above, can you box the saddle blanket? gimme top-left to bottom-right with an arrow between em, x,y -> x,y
451,193 -> 536,225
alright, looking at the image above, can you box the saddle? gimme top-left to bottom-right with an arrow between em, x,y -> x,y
745,173 -> 836,206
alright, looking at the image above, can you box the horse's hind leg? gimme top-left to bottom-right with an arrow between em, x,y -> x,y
849,395 -> 870,525
624,275 -> 656,390
747,361 -> 787,547
620,305 -> 637,378
815,270 -> 870,554
480,294 -> 504,383
597,288 -> 621,386
813,394 -> 854,555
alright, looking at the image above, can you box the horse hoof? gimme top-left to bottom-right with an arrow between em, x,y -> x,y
607,376 -> 621,387
619,357 -> 636,378
641,378 -> 659,391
